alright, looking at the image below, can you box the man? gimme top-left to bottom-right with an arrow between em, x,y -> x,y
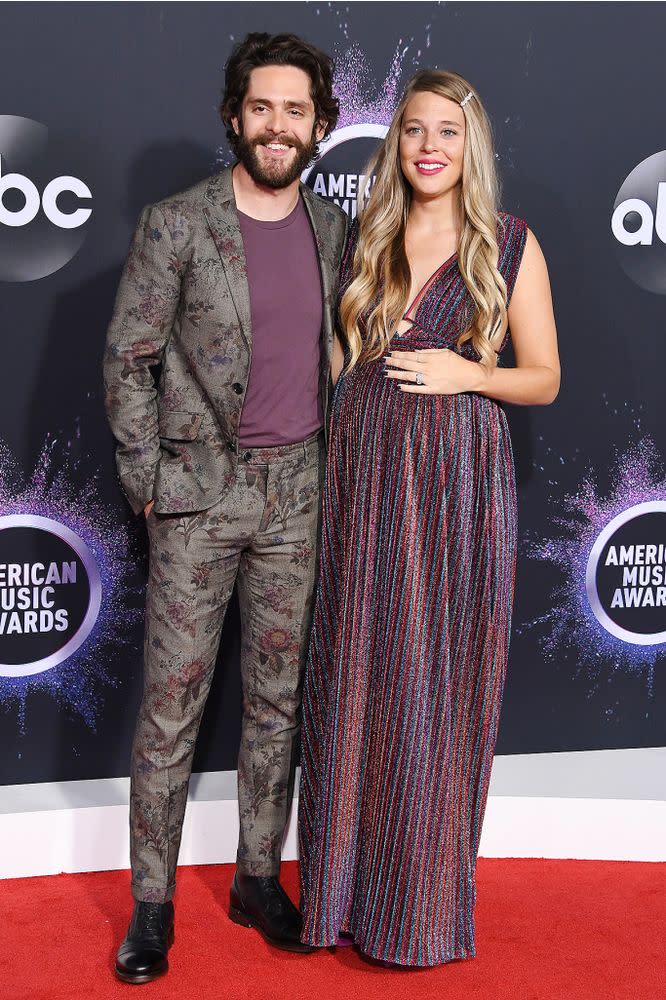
104,32 -> 347,983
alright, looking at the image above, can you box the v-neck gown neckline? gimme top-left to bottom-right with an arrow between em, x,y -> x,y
404,250 -> 459,321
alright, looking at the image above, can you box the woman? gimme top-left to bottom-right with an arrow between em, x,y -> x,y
298,70 -> 560,967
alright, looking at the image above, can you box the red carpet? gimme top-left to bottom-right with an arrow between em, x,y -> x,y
2,859 -> 664,1000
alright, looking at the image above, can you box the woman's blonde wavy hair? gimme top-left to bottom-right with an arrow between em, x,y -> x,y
340,69 -> 507,371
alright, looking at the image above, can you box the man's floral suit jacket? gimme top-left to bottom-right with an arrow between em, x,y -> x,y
104,166 -> 347,515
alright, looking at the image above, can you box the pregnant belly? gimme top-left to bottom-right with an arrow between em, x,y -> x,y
333,359 -> 507,450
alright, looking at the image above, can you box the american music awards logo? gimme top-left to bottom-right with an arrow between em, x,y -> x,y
302,123 -> 388,218
521,432 -> 666,679
0,514 -> 101,677
0,435 -> 138,729
586,501 -> 666,646
300,42 -> 412,217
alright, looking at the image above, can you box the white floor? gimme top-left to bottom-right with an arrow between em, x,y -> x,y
2,748 -> 665,879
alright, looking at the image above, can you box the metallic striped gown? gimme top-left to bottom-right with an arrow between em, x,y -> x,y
299,214 -> 528,967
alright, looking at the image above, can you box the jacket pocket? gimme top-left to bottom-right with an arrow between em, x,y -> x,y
158,410 -> 203,441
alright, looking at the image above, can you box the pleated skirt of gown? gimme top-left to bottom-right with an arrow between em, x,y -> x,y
298,345 -> 517,967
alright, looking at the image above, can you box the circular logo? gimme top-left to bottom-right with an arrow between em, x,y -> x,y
302,123 -> 389,218
0,515 -> 101,677
611,150 -> 666,294
0,115 -> 93,282
585,501 -> 666,646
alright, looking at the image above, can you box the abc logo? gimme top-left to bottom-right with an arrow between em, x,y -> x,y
0,115 -> 93,282
611,150 -> 666,294
0,156 -> 91,230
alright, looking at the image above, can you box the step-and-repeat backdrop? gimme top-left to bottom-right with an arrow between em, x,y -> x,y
1,2 -> 664,786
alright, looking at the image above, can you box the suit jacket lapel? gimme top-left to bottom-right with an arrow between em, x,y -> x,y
301,183 -> 337,370
203,170 -> 339,365
202,168 -> 252,350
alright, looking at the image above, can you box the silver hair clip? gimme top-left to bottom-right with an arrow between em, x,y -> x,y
460,91 -> 474,108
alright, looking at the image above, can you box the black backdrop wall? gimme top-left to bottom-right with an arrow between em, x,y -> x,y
1,2 -> 664,786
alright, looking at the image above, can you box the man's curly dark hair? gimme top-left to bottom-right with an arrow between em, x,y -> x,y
220,32 -> 339,155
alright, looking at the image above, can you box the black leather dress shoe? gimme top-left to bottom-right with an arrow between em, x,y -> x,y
115,901 -> 175,984
229,872 -> 315,953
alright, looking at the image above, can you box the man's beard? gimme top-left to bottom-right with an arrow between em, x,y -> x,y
236,128 -> 317,189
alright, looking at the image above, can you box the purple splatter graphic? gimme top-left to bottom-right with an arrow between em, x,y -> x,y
333,43 -> 408,129
0,431 -> 140,731
519,426 -> 666,688
331,8 -> 442,129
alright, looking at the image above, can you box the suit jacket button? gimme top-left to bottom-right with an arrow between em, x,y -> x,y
232,382 -> 243,394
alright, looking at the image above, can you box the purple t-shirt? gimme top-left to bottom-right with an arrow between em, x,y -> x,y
237,197 -> 323,447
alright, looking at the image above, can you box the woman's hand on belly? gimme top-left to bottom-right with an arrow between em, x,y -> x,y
384,348 -> 484,396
